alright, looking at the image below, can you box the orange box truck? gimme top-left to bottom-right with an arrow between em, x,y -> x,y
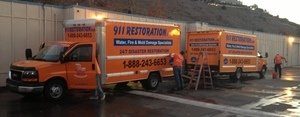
6,19 -> 181,100
186,30 -> 267,81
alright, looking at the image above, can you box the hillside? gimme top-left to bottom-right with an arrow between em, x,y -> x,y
28,0 -> 300,36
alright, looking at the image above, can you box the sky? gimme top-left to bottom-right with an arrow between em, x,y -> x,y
240,0 -> 300,25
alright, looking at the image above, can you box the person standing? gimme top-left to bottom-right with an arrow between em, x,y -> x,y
274,53 -> 287,78
170,51 -> 184,90
90,60 -> 105,100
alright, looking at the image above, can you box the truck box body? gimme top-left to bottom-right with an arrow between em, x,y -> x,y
186,30 -> 259,73
64,19 -> 180,85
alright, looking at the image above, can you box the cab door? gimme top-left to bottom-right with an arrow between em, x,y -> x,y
65,43 -> 97,89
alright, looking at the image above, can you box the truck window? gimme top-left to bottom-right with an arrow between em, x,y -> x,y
33,44 -> 68,62
67,44 -> 92,62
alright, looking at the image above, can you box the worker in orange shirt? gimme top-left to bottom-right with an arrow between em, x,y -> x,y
274,52 -> 287,78
170,51 -> 185,90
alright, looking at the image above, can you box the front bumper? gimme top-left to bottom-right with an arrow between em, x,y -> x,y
6,78 -> 44,94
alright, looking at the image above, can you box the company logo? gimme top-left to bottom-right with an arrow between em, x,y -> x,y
224,58 -> 228,64
191,57 -> 197,63
74,63 -> 87,78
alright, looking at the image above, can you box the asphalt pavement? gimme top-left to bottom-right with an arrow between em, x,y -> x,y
0,67 -> 300,117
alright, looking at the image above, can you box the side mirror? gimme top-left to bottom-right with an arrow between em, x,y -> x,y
59,52 -> 65,63
265,52 -> 268,58
25,49 -> 32,60
39,42 -> 45,51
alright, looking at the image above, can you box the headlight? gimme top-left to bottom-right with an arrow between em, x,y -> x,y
23,71 -> 37,76
23,71 -> 38,78
22,71 -> 38,82
8,71 -> 11,79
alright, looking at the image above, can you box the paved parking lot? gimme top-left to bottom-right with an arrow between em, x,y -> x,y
0,74 -> 7,87
0,67 -> 300,117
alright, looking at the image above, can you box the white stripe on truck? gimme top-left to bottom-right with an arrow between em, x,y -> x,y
107,54 -> 169,60
106,71 -> 135,77
106,68 -> 174,78
139,70 -> 149,74
222,54 -> 257,58
243,65 -> 256,68
162,67 -> 173,71
222,65 -> 236,68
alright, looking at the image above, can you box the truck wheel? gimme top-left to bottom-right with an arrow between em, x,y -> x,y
259,66 -> 267,79
141,73 -> 160,90
235,68 -> 242,80
44,80 -> 67,101
230,68 -> 242,83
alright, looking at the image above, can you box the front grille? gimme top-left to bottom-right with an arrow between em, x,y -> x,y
11,70 -> 23,81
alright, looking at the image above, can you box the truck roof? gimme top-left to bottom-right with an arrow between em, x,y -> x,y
64,19 -> 180,28
188,30 -> 256,38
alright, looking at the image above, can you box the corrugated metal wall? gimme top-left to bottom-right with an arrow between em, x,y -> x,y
0,1 -> 299,74
0,1 -> 64,73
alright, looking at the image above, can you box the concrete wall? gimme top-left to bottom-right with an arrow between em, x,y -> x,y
188,22 -> 300,68
0,1 -> 64,73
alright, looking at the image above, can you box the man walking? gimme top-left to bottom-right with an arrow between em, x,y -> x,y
170,51 -> 184,90
274,52 -> 287,78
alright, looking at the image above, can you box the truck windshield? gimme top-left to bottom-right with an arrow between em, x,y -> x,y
33,44 -> 68,62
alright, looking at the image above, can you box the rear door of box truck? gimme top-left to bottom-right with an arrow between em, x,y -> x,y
186,31 -> 221,67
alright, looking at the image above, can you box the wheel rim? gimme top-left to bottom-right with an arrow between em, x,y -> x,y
150,78 -> 158,87
236,69 -> 242,79
49,84 -> 63,99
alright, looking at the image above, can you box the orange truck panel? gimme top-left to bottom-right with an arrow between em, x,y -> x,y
186,31 -> 220,66
63,19 -> 180,87
104,21 -> 180,84
187,30 -> 265,73
219,32 -> 257,72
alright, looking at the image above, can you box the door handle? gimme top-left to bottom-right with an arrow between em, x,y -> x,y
92,64 -> 95,70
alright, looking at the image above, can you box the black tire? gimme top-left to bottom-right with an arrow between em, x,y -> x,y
236,68 -> 242,80
230,68 -> 242,83
44,80 -> 67,101
259,66 -> 267,79
141,73 -> 160,90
